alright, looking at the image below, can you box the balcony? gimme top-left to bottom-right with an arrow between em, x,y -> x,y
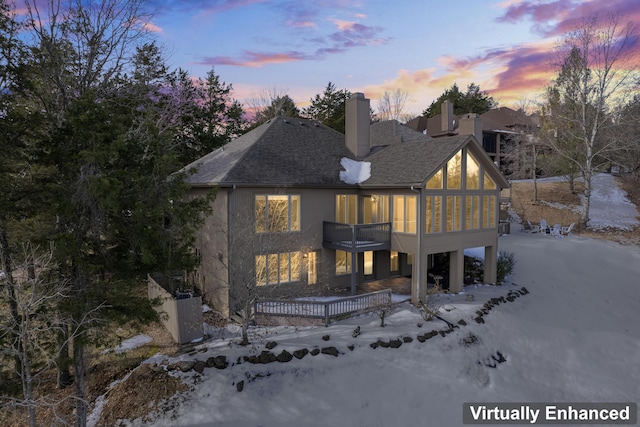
322,221 -> 391,253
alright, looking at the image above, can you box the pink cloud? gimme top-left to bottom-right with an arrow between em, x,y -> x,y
197,50 -> 309,68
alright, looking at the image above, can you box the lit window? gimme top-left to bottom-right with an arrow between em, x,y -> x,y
393,195 -> 417,234
425,196 -> 442,233
255,195 -> 300,233
446,195 -> 462,232
483,172 -> 496,190
336,194 -> 358,224
336,250 -> 352,275
465,195 -> 480,230
426,168 -> 443,189
483,195 -> 496,228
390,251 -> 399,272
466,152 -> 480,189
256,251 -> 302,286
446,151 -> 462,189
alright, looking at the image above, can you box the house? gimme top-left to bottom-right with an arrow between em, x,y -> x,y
406,101 -> 540,179
181,93 -> 510,317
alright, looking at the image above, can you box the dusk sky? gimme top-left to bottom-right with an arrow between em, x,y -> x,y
18,0 -> 640,116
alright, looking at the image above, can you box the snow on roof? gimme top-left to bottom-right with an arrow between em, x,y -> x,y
339,157 -> 371,184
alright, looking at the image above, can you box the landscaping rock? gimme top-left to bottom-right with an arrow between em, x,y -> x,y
257,351 -> 277,364
377,339 -> 389,348
416,334 -> 426,343
321,346 -> 339,357
193,360 -> 206,374
310,348 -> 320,356
293,348 -> 309,360
352,326 -> 361,338
370,342 -> 379,349
276,350 -> 293,363
424,330 -> 438,340
236,380 -> 244,392
265,341 -> 278,350
175,361 -> 195,372
347,344 -> 355,351
474,316 -> 485,324
207,355 -> 227,369
458,319 -> 467,326
403,336 -> 413,343
389,339 -> 402,348
322,335 -> 330,341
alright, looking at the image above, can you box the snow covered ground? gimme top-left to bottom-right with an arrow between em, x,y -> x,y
94,174 -> 640,427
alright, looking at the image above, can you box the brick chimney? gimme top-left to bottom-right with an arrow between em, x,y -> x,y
458,113 -> 483,142
345,93 -> 370,158
441,100 -> 454,133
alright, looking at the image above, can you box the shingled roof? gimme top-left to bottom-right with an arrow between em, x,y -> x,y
182,117 -> 355,187
363,134 -> 469,186
181,116 -> 506,190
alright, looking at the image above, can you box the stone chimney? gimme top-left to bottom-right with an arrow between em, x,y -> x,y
345,93 -> 370,158
441,100 -> 454,133
458,113 -> 483,142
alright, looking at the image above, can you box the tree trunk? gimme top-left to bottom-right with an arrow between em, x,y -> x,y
57,322 -> 72,388
74,341 -> 87,427
0,225 -> 22,379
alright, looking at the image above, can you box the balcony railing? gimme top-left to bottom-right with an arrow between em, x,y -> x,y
322,221 -> 391,252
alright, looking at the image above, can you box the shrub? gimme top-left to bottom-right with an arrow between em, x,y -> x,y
496,251 -> 516,284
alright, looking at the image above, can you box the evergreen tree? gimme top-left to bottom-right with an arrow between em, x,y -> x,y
303,82 -> 351,133
422,82 -> 496,118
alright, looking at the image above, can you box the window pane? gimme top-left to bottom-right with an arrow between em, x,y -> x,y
268,196 -> 289,232
426,168 -> 443,189
446,151 -> 462,189
336,250 -> 351,275
406,195 -> 417,233
290,252 -> 301,281
279,252 -> 290,283
484,172 -> 496,190
466,152 -> 480,189
434,196 -> 442,233
374,195 -> 389,222
393,195 -> 404,232
483,196 -> 496,228
446,196 -> 461,232
364,251 -> 373,275
256,255 -> 267,286
390,251 -> 399,272
255,195 -> 266,233
291,195 -> 300,231
347,195 -> 357,225
425,197 -> 433,233
336,195 -> 346,223
364,196 -> 374,224
268,254 -> 279,284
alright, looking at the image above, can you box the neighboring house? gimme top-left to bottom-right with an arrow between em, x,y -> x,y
406,101 -> 540,179
181,94 -> 510,317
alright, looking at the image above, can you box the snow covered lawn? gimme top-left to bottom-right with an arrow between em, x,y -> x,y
108,230 -> 640,427
95,174 -> 639,427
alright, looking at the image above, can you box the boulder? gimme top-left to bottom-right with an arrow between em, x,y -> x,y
257,351 -> 277,364
310,348 -> 320,356
321,346 -> 339,357
193,360 -> 206,374
265,341 -> 278,350
389,339 -> 402,348
293,348 -> 309,360
276,350 -> 293,363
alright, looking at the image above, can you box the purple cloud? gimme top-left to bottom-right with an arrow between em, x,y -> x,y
497,0 -> 640,38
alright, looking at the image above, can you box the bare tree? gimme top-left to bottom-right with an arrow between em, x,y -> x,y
375,89 -> 413,122
0,244 -> 70,427
245,87 -> 299,125
540,13 -> 640,227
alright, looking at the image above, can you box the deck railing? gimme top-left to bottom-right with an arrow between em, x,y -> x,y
322,221 -> 391,252
254,288 -> 392,326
